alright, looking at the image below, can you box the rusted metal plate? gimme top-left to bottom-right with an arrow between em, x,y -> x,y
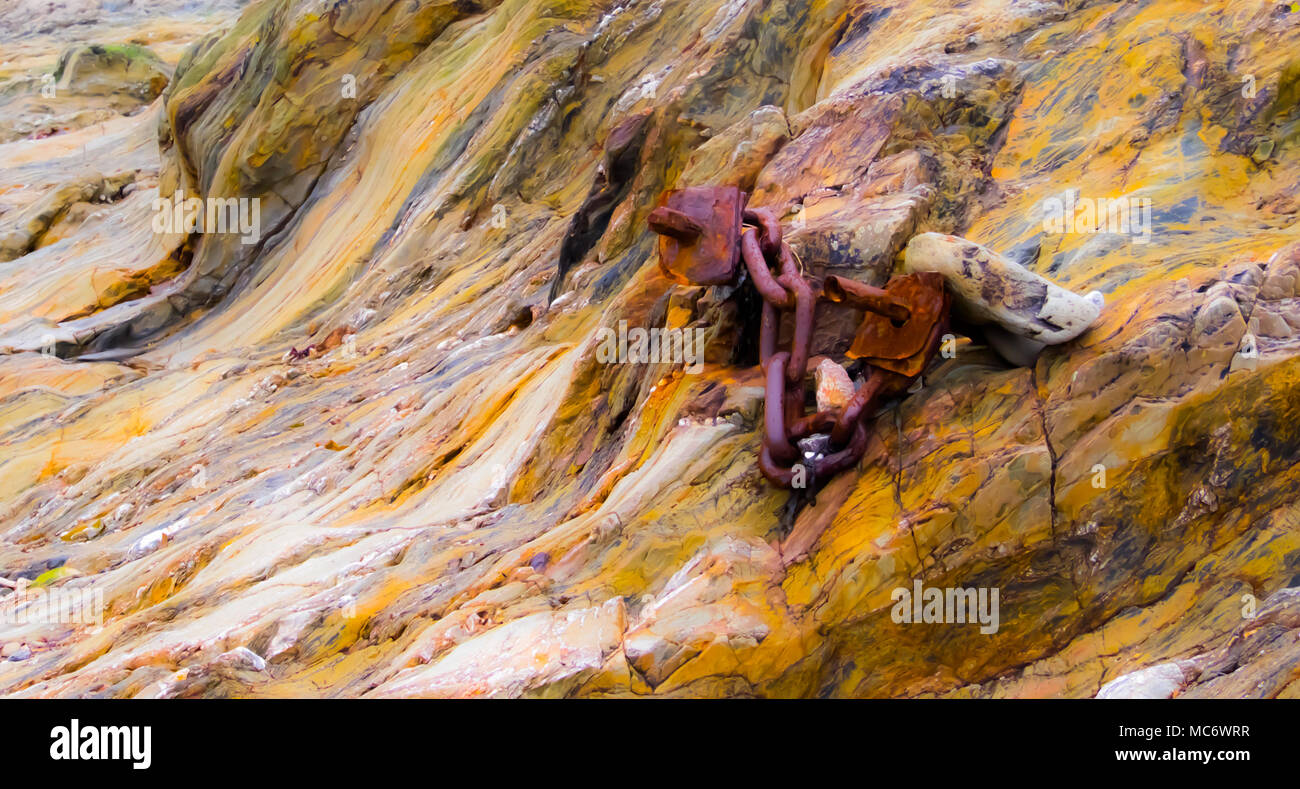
862,307 -> 949,380
648,186 -> 743,286
846,272 -> 947,361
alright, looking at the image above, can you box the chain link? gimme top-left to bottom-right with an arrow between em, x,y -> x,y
649,186 -> 952,489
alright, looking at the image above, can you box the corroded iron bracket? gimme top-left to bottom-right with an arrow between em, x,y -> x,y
648,186 -> 744,286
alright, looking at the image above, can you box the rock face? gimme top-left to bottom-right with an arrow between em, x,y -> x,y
0,2 -> 243,142
53,43 -> 171,99
1,0 -> 1300,699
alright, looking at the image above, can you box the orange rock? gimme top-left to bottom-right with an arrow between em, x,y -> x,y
813,357 -> 855,412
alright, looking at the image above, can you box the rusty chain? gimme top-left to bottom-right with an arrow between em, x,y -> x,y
648,185 -> 952,490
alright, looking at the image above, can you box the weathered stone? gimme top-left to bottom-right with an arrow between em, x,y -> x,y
903,232 -> 1102,345
675,105 -> 790,192
814,357 -> 855,412
1096,661 -> 1198,699
53,43 -> 170,99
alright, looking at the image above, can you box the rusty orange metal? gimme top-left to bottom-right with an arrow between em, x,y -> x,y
845,272 -> 947,361
822,274 -> 912,322
861,306 -> 950,380
743,206 -> 782,256
648,186 -> 744,286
